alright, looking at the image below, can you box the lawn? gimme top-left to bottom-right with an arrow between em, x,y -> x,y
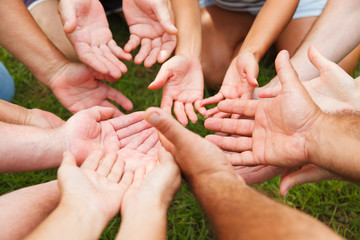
1,13 -> 360,240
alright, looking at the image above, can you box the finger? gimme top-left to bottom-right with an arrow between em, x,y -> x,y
118,170 -> 134,188
83,106 -> 115,122
174,101 -> 188,126
98,100 -> 123,117
79,50 -> 109,75
105,85 -> 134,111
205,135 -> 252,152
134,38 -> 152,65
137,128 -> 159,154
212,112 -> 231,119
157,34 -> 177,63
152,2 -> 178,34
279,164 -> 337,197
58,0 -> 77,33
92,47 -> 121,76
205,107 -> 220,118
231,114 -> 241,119
108,111 -> 146,131
235,165 -> 283,184
80,150 -> 105,170
124,34 -> 141,53
132,167 -> 146,187
147,141 -> 161,157
160,95 -> 173,114
223,151 -> 257,166
97,152 -> 117,176
115,120 -> 152,140
204,118 -> 254,136
108,39 -> 132,61
258,85 -> 281,98
145,159 -> 157,175
185,103 -> 198,123
148,62 -> 172,90
107,159 -> 126,183
245,64 -> 259,88
194,100 -> 207,116
99,45 -> 124,79
144,38 -> 161,68
275,50 -> 303,91
61,151 -> 77,167
119,128 -> 153,149
201,92 -> 224,107
217,99 -> 258,117
144,107 -> 197,149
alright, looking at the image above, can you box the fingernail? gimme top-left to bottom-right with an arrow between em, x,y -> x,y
148,112 -> 160,125
283,189 -> 289,198
253,78 -> 258,85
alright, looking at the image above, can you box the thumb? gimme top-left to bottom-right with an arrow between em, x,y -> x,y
61,151 -> 77,167
244,62 -> 259,87
308,45 -> 333,73
83,106 -> 115,121
275,50 -> 302,91
58,0 -> 77,33
152,1 -> 178,35
144,107 -> 195,150
148,64 -> 172,90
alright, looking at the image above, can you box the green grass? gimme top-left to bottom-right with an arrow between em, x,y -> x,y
1,13 -> 360,239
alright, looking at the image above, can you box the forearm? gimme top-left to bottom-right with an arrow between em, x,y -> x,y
240,0 -> 299,60
117,201 -> 167,240
25,200 -> 107,240
0,0 -> 69,86
0,122 -> 65,172
189,174 -> 340,239
0,181 -> 60,240
171,0 -> 201,59
307,112 -> 360,180
291,0 -> 360,81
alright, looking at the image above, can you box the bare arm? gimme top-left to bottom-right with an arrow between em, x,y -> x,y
144,107 -> 341,240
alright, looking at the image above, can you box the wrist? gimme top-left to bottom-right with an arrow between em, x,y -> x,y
238,47 -> 262,62
122,197 -> 168,219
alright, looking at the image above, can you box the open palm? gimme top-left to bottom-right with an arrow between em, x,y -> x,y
149,55 -> 204,125
58,0 -> 131,81
49,62 -> 133,117
201,56 -> 255,117
123,0 -> 177,67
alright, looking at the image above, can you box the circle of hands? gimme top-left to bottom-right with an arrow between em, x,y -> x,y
50,0 -> 360,214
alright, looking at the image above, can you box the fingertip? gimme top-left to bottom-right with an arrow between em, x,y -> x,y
144,107 -> 162,125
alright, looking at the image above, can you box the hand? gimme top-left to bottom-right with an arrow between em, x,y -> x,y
117,127 -> 161,171
201,53 -> 258,117
26,109 -> 65,128
121,147 -> 181,216
58,151 -> 133,222
205,133 -> 283,183
144,107 -> 238,183
214,50 -> 323,168
49,62 -> 133,116
61,109 -> 149,163
149,55 -> 204,125
58,0 -> 132,81
123,0 -> 177,67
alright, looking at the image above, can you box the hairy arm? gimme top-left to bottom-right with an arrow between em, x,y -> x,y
307,112 -> 360,180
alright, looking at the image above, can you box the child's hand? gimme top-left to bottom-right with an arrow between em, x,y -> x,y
120,147 -> 181,216
149,55 -> 205,125
200,53 -> 258,117
57,151 -> 134,223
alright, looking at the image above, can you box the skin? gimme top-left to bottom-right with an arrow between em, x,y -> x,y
0,0 -> 132,116
148,0 -> 205,125
0,100 -> 65,128
116,148 -> 181,240
216,50 -> 360,181
144,107 -> 341,240
200,0 -> 300,117
58,0 -> 132,81
0,108 -> 153,172
25,151 -> 134,240
257,0 -> 360,98
204,47 -> 360,186
123,0 -> 177,67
